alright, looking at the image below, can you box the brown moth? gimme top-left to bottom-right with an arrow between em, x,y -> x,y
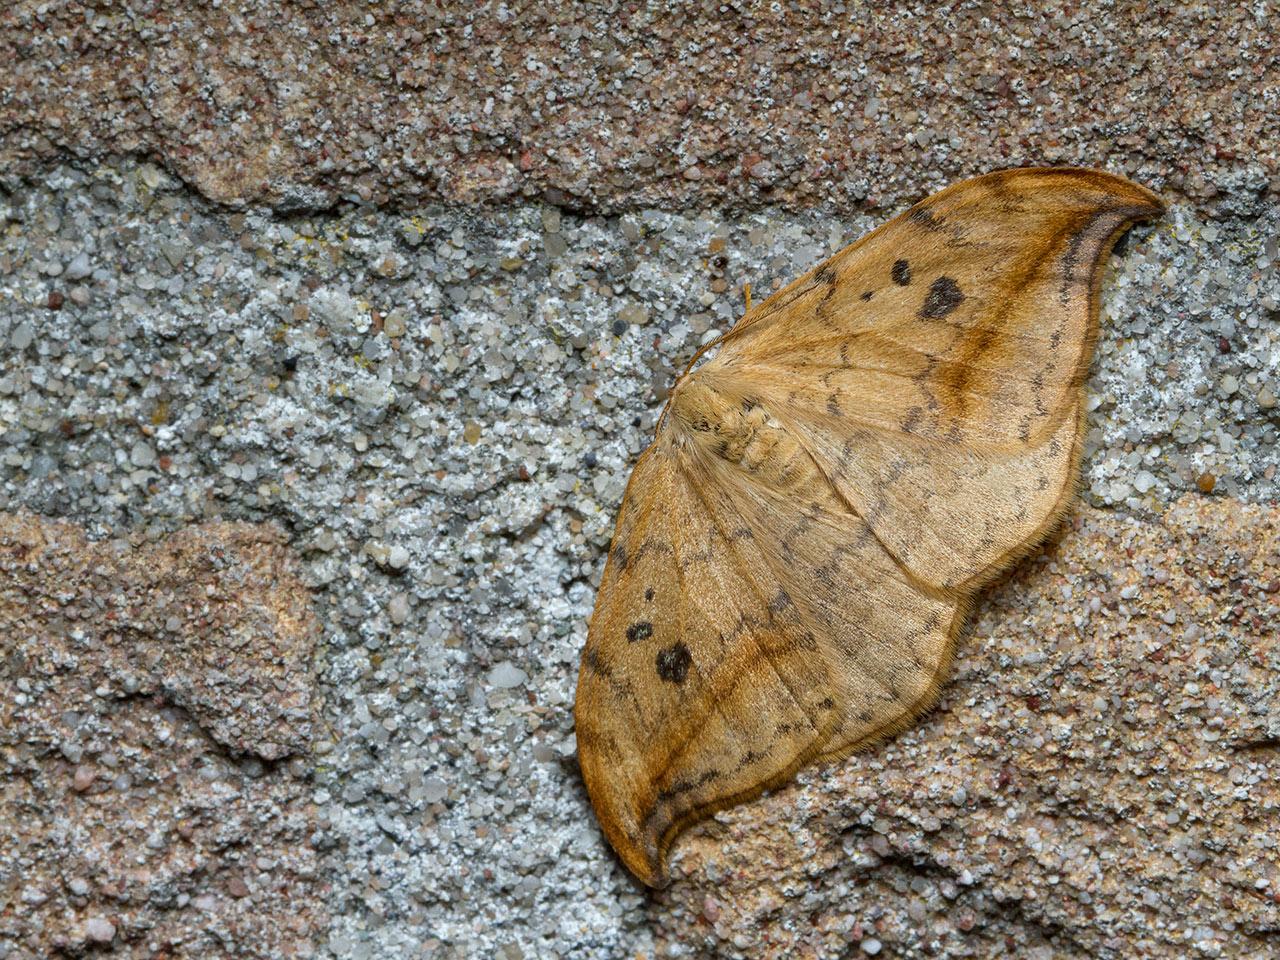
575,168 -> 1163,887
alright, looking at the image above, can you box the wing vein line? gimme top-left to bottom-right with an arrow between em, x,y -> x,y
674,460 -> 828,740
724,478 -> 939,701
639,456 -> 765,798
748,355 -> 1056,392
758,422 -> 960,606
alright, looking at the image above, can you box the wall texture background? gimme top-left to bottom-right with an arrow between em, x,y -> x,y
1,3 -> 1277,958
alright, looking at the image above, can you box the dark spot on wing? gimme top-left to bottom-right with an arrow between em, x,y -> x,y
626,621 -> 653,643
920,276 -> 964,319
818,294 -> 838,322
860,290 -> 874,302
827,393 -> 842,416
656,769 -> 722,804
656,642 -> 692,684
1030,372 -> 1047,414
909,206 -> 945,231
768,588 -> 792,614
892,259 -> 912,286
631,539 -> 674,566
584,649 -> 612,679
644,587 -> 655,602
814,263 -> 838,285
611,543 -> 628,571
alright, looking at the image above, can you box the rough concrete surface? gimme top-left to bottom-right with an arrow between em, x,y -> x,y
1,3 -> 1277,213
0,158 -> 1276,958
0,513 -> 321,958
0,3 -> 1278,958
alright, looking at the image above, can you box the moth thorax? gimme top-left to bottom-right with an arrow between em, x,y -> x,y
669,377 -> 773,464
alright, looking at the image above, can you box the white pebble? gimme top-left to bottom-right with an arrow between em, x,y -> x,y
130,441 -> 156,468
83,917 -> 116,943
65,252 -> 93,280
488,661 -> 528,689
422,776 -> 448,803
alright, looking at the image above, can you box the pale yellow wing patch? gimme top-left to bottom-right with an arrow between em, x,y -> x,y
579,392 -> 960,885
702,168 -> 1161,589
776,397 -> 1083,590
687,425 -> 962,761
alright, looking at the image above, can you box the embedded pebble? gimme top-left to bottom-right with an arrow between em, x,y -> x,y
387,593 -> 410,625
130,442 -> 156,468
83,918 -> 116,943
65,253 -> 92,280
488,662 -> 528,689
72,765 -> 96,792
422,777 -> 448,804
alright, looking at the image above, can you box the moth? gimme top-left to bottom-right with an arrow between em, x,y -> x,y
575,168 -> 1163,887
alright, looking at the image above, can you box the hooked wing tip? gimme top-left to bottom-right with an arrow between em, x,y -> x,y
988,165 -> 1165,216
579,754 -> 671,888
575,690 -> 671,888
618,841 -> 669,890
